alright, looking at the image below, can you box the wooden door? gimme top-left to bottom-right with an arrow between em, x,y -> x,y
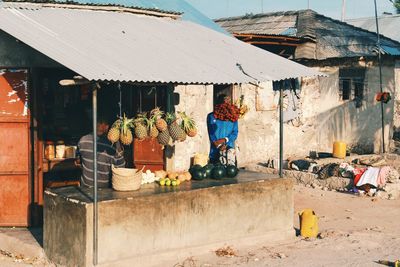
130,85 -> 170,172
0,69 -> 30,226
133,138 -> 164,172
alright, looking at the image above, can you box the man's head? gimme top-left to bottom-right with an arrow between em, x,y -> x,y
96,114 -> 110,136
215,94 -> 231,106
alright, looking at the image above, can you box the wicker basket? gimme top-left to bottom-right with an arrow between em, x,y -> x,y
111,165 -> 142,191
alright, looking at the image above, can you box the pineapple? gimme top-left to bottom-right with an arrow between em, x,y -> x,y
148,110 -> 159,138
179,112 -> 198,137
151,107 -> 167,132
178,131 -> 187,142
119,115 -> 134,145
157,129 -> 171,145
166,112 -> 185,142
149,126 -> 159,138
120,129 -> 133,146
134,113 -> 148,140
107,119 -> 121,144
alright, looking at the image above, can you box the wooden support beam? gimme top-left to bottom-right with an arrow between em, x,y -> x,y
59,76 -> 90,86
233,33 -> 301,42
248,41 -> 299,47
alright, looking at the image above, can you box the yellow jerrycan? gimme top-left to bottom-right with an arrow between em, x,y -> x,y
299,209 -> 319,238
333,141 -> 346,159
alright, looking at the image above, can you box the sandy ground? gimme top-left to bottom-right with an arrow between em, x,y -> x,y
173,185 -> 400,267
0,185 -> 399,266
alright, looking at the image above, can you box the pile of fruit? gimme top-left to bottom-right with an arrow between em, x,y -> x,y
155,170 -> 192,187
141,170 -> 158,185
107,114 -> 134,145
107,108 -> 198,147
189,163 -> 239,180
213,102 -> 240,122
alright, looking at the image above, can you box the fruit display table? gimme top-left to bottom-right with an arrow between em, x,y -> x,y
44,171 -> 294,267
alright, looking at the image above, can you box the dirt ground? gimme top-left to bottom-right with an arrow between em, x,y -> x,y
0,184 -> 399,267
174,185 -> 400,267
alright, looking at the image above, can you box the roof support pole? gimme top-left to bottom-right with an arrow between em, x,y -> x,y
341,0 -> 346,21
374,0 -> 386,153
279,81 -> 284,178
92,84 -> 98,266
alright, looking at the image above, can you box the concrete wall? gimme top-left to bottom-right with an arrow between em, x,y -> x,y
393,60 -> 400,134
0,30 -> 60,67
44,192 -> 89,267
173,59 -> 397,168
44,176 -> 294,267
306,61 -> 395,154
172,84 -> 214,171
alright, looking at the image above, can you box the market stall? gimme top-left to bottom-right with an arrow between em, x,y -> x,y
0,2 -> 323,266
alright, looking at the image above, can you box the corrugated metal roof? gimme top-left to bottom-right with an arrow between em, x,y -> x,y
346,15 -> 400,43
56,0 -> 228,34
215,12 -> 298,36
0,2 -> 321,84
216,10 -> 400,60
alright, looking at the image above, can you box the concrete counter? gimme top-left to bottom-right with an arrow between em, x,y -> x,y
44,171 -> 294,267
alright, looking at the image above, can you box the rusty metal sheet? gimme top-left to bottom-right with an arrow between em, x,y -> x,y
0,69 -> 30,227
0,70 -> 29,118
0,122 -> 29,173
0,175 -> 30,226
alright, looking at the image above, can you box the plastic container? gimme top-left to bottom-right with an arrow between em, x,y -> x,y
333,141 -> 346,159
55,141 -> 66,159
44,141 -> 55,160
299,209 -> 319,238
64,146 -> 77,158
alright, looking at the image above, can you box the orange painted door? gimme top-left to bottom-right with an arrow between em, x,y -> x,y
0,69 -> 30,226
133,138 -> 164,172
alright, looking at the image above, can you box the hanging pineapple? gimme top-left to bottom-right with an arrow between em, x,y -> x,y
179,112 -> 198,137
134,113 -> 148,141
148,112 -> 159,138
157,129 -> 171,145
166,112 -> 186,142
107,119 -> 121,144
151,107 -> 168,132
119,115 -> 134,145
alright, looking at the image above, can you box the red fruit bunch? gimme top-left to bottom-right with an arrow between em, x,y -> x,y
213,103 -> 240,122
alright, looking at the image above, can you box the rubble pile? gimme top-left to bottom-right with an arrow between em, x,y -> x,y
246,154 -> 400,200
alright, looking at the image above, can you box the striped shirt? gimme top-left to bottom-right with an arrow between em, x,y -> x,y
78,134 -> 125,188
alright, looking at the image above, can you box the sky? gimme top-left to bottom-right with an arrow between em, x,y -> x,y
185,0 -> 396,20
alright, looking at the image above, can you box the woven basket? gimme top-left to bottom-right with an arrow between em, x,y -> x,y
112,165 -> 142,191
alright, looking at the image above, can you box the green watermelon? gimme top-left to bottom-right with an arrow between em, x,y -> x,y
226,165 -> 239,178
203,164 -> 214,178
211,165 -> 226,179
191,168 -> 206,180
189,164 -> 203,175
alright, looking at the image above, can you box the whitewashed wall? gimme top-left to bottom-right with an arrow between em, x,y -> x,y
172,60 -> 397,169
172,84 -> 213,171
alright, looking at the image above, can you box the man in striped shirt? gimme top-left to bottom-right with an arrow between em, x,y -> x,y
78,116 -> 125,188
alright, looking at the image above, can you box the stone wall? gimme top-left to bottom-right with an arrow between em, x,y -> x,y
308,62 -> 395,154
393,60 -> 400,138
172,84 -> 214,171
172,59 -> 398,169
